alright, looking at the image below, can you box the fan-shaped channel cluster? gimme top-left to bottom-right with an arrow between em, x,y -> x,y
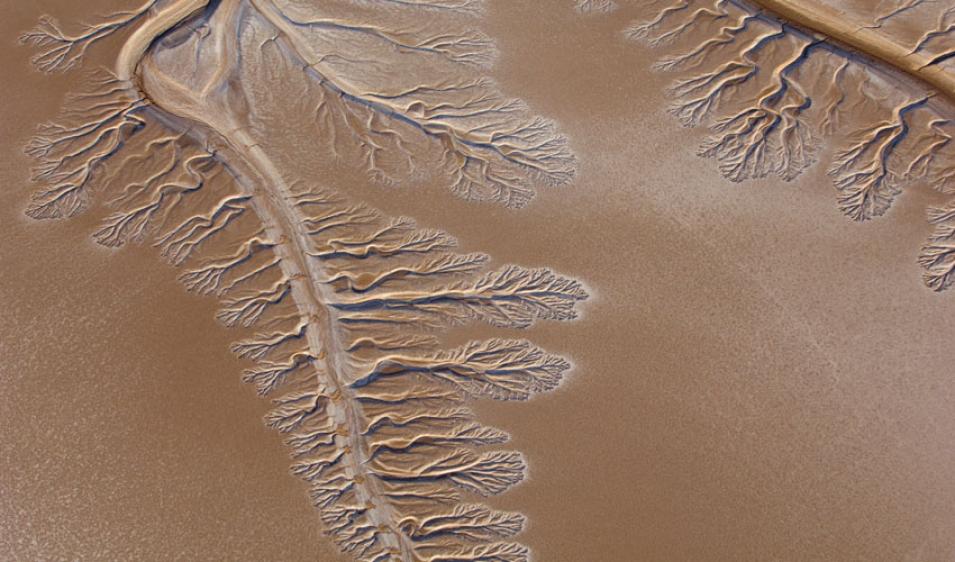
595,0 -> 955,290
23,72 -> 587,561
134,0 -> 578,209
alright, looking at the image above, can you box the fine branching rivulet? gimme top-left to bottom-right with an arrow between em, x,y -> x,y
19,1 -> 588,561
583,0 -> 955,290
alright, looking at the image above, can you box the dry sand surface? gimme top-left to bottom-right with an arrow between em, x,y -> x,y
4,0 -> 955,561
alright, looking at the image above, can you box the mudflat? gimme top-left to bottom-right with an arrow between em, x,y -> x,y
3,0 -> 955,561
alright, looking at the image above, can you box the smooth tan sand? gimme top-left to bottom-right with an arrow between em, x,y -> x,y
4,0 -> 955,561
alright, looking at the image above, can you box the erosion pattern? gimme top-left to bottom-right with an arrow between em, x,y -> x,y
20,1 -> 587,561
583,0 -> 955,290
576,0 -> 619,14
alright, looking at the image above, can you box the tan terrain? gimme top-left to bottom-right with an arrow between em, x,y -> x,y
3,0 -> 955,560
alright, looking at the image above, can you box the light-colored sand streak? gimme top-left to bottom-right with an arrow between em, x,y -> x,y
116,0 -> 211,82
747,0 -> 955,105
128,1 -> 414,556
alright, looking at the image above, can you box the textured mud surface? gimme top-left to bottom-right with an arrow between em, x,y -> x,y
5,0 -> 955,561
598,0 -> 955,289
12,1 -> 585,560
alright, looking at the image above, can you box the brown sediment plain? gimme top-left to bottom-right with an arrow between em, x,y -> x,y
5,1 -> 955,562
